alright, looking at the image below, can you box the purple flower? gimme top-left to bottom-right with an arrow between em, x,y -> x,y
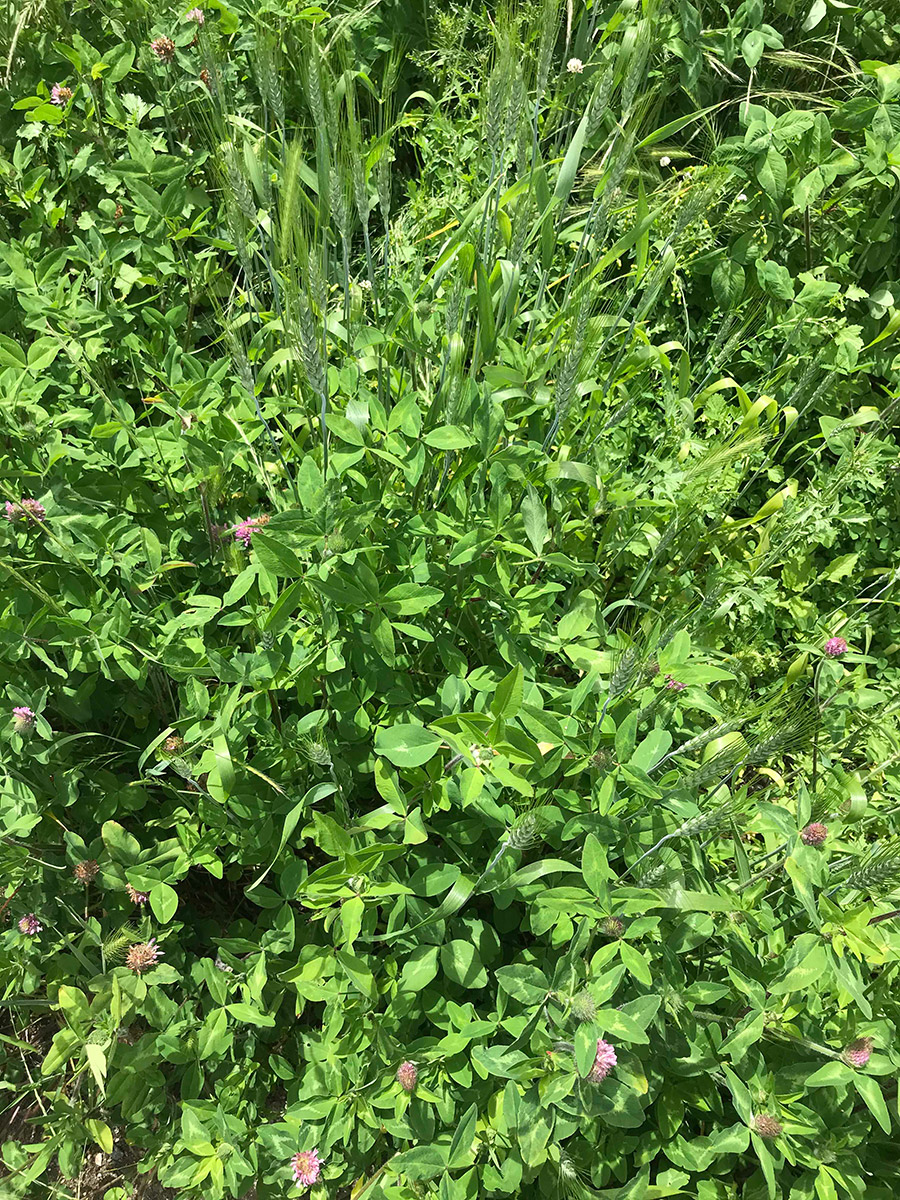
291,1148 -> 322,1188
18,914 -> 42,936
842,1037 -> 874,1068
396,1060 -> 418,1092
186,7 -> 204,22
587,1038 -> 617,1083
12,706 -> 35,733
126,883 -> 150,906
825,637 -> 848,658
665,675 -> 686,691
800,822 -> 827,847
6,499 -> 46,523
233,514 -> 270,548
50,84 -> 73,107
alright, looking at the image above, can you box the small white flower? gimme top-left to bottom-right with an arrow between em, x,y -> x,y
358,278 -> 372,291
659,156 -> 671,167
566,57 -> 584,74
737,193 -> 748,203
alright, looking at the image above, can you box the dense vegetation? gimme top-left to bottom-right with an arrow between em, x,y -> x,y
2,1 -> 900,1198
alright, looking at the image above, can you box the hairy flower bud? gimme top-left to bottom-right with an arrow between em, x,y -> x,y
600,915 -> 625,939
570,990 -> 597,1023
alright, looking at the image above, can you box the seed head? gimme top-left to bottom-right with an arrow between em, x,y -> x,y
6,499 -> 46,523
587,1038 -> 617,1083
150,36 -> 176,63
18,914 -> 42,936
74,860 -> 99,885
842,1037 -> 874,1068
12,706 -> 35,733
126,883 -> 150,906
396,1060 -> 418,1092
800,822 -> 827,847
753,1114 -> 782,1140
570,990 -> 597,1023
824,637 -> 848,658
291,1148 -> 322,1188
566,57 -> 584,74
51,84 -> 73,106
600,915 -> 625,939
126,938 -> 162,975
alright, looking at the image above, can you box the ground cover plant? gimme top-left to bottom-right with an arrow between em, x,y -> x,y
2,0 -> 900,1197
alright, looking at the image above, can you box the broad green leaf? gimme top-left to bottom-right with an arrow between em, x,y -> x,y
375,724 -> 444,768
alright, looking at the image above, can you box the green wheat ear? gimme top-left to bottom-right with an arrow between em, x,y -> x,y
103,924 -> 142,962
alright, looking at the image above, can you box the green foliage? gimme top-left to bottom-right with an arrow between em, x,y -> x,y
2,2 -> 900,1200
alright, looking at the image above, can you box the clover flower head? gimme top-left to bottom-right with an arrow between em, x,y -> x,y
825,636 -> 848,658
291,1149 -> 322,1189
6,499 -> 46,523
74,859 -> 99,885
800,822 -> 827,847
150,36 -> 176,63
186,7 -> 204,23
396,1060 -> 418,1092
659,155 -> 671,167
12,706 -> 35,733
234,514 -> 270,548
753,1114 -> 782,1140
566,57 -> 584,74
51,84 -> 73,106
842,1037 -> 874,1068
665,675 -> 685,691
18,914 -> 42,936
126,883 -> 150,906
126,938 -> 162,974
587,1038 -> 617,1083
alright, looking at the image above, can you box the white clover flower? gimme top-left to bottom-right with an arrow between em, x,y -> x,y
566,57 -> 584,74
737,193 -> 748,203
659,155 -> 671,167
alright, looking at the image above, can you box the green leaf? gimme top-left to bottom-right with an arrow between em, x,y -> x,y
375,723 -> 444,768
853,1074 -> 891,1133
336,949 -> 378,1001
441,940 -> 487,988
447,1103 -> 478,1169
712,259 -> 745,309
741,29 -> 764,69
495,964 -> 548,1005
149,882 -> 178,924
757,147 -> 787,198
491,664 -> 524,721
521,486 -> 549,555
423,426 -> 476,450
